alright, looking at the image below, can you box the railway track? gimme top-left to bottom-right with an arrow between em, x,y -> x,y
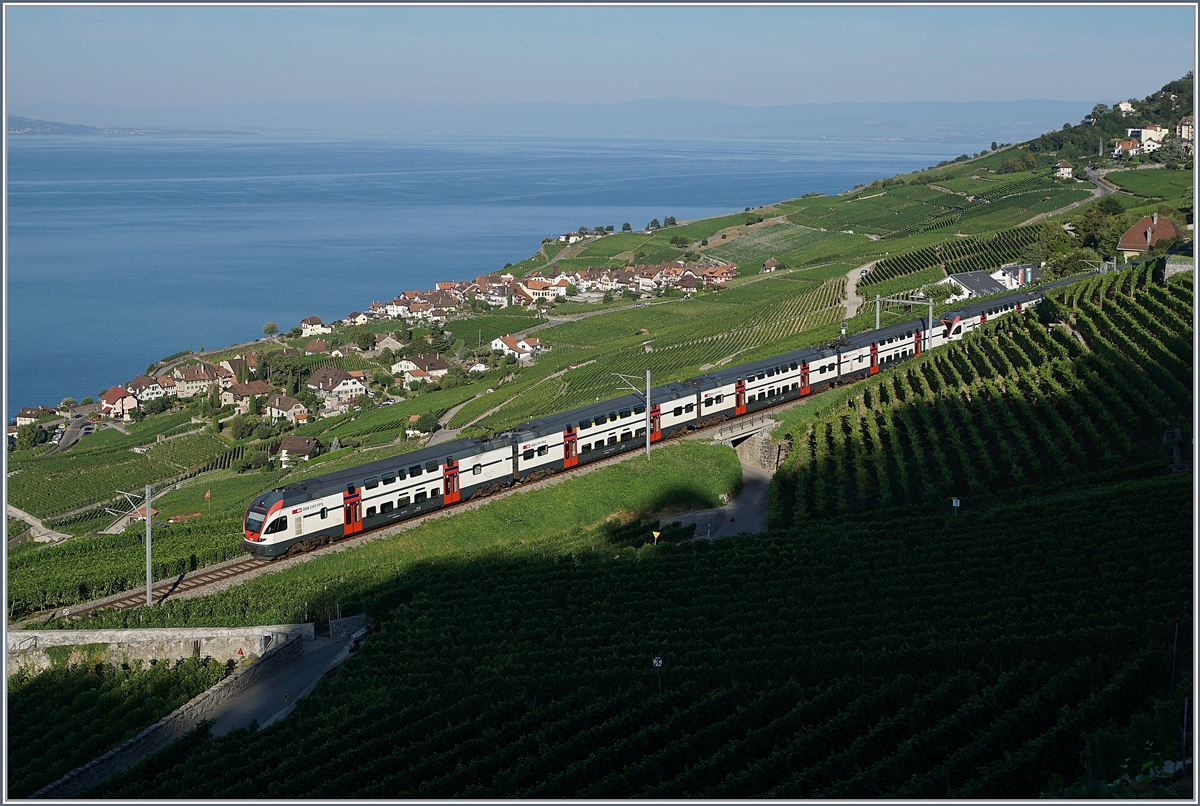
15,395 -> 809,629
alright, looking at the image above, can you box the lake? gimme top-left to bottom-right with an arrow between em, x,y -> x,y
6,134 -> 986,411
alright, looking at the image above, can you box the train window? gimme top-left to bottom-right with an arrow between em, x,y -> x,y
425,461 -> 438,473
431,488 -> 440,497
768,388 -> 776,397
473,464 -> 482,475
673,406 -> 683,417
397,468 -> 407,480
415,491 -> 427,503
686,402 -> 695,412
608,412 -> 618,422
346,484 -> 356,494
767,368 -> 775,377
757,372 -> 765,380
382,472 -> 396,485
633,404 -> 645,415
523,449 -> 535,460
714,396 -> 722,405
366,506 -> 377,518
409,465 -> 423,477
952,325 -> 962,335
792,383 -> 799,391
635,427 -> 646,438
621,431 -> 633,442
790,362 -> 798,371
398,495 -> 411,507
320,508 -> 327,520
608,435 -> 618,445
581,443 -> 593,453
265,516 -> 288,535
619,408 -> 632,419
381,501 -> 394,514
579,419 -> 591,430
537,445 -> 549,456
703,398 -> 712,408
364,477 -> 379,490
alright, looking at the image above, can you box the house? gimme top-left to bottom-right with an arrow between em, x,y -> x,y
306,366 -> 367,403
304,339 -> 328,356
463,360 -> 489,373
1115,101 -> 1135,116
220,380 -> 275,414
942,271 -> 1008,302
392,354 -> 451,381
156,375 -> 177,395
374,334 -> 404,353
490,335 -> 530,357
300,315 -> 332,337
172,363 -> 221,399
125,375 -> 167,402
1113,139 -> 1141,158
1127,124 -> 1169,144
701,265 -> 739,285
268,436 -> 321,469
761,258 -> 779,273
263,393 -> 309,425
991,263 -> 1042,290
344,312 -> 370,326
1117,213 -> 1185,261
518,278 -> 570,299
1177,115 -> 1193,142
1052,159 -> 1074,179
100,386 -> 139,420
556,232 -> 586,244
15,406 -> 54,427
219,354 -> 257,379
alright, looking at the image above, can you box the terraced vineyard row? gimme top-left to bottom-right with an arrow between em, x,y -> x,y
80,467 -> 1191,798
772,262 -> 1190,523
861,227 -> 1036,289
473,278 -> 846,428
8,656 -> 231,798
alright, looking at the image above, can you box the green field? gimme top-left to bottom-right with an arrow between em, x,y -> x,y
1104,167 -> 1194,206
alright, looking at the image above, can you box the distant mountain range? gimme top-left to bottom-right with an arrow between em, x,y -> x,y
9,98 -> 1096,143
7,116 -> 254,136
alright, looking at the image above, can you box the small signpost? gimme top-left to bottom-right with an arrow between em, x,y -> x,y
653,657 -> 662,693
652,531 -> 660,546
952,498 -> 960,518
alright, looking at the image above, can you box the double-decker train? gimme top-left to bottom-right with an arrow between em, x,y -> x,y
243,277 -> 1079,558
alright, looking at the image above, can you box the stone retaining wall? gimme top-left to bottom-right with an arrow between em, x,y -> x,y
7,624 -> 314,676
31,633 -> 304,799
329,613 -> 367,642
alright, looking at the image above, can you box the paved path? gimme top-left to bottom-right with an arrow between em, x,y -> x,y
665,459 -> 772,539
208,635 -> 354,736
6,503 -> 72,545
845,261 -> 876,319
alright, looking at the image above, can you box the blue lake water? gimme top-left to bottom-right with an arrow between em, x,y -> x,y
6,134 -> 986,412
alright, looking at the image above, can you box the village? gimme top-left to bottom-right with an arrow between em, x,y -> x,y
7,252 -> 741,452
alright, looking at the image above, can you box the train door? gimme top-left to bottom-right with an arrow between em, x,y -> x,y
1016,301 -> 1023,314
980,311 -> 988,324
869,343 -> 879,375
443,458 -> 461,504
914,329 -> 923,356
735,379 -> 747,416
342,484 -> 362,536
563,427 -> 579,468
800,362 -> 811,396
649,404 -> 662,443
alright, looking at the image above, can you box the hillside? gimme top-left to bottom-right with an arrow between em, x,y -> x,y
8,75 -> 1194,799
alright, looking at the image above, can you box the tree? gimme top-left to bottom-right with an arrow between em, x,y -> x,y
145,364 -> 158,376
991,141 -> 999,151
228,415 -> 255,440
262,321 -> 278,336
605,225 -> 614,232
1044,247 -> 1100,280
1037,220 -> 1072,259
621,222 -> 632,232
578,226 -> 589,234
414,412 -> 438,433
253,422 -> 273,441
356,329 -> 375,352
59,397 -> 77,410
14,424 -> 47,451
378,347 -> 395,368
602,291 -> 614,304
371,369 -> 391,388
566,283 -> 578,296
648,219 -> 660,230
235,361 -> 250,384
663,216 -> 676,226
80,397 -> 93,406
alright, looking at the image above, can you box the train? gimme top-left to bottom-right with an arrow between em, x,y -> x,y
242,277 -> 1081,558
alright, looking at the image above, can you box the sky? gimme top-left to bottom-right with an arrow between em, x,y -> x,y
5,4 -> 1196,127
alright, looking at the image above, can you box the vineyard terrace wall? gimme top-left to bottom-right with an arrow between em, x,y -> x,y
6,623 -> 314,676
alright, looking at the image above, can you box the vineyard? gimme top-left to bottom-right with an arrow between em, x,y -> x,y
8,656 -> 229,798
860,227 -> 1038,289
76,470 -> 1191,798
771,262 -> 1192,523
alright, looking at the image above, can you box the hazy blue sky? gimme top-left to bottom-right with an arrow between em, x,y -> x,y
6,5 -> 1195,115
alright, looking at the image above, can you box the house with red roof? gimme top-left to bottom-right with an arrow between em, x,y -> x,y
100,386 -> 139,420
1117,213 -> 1185,261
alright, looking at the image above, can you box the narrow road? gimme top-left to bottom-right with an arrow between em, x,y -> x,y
1017,169 -> 1126,228
844,261 -> 876,319
6,503 -> 71,545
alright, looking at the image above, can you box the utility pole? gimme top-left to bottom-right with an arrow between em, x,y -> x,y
612,371 -> 652,460
145,485 -> 152,606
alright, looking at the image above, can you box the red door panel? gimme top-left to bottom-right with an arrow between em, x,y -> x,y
869,343 -> 879,375
563,428 -> 579,468
649,404 -> 662,443
443,459 -> 461,504
735,380 -> 747,416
